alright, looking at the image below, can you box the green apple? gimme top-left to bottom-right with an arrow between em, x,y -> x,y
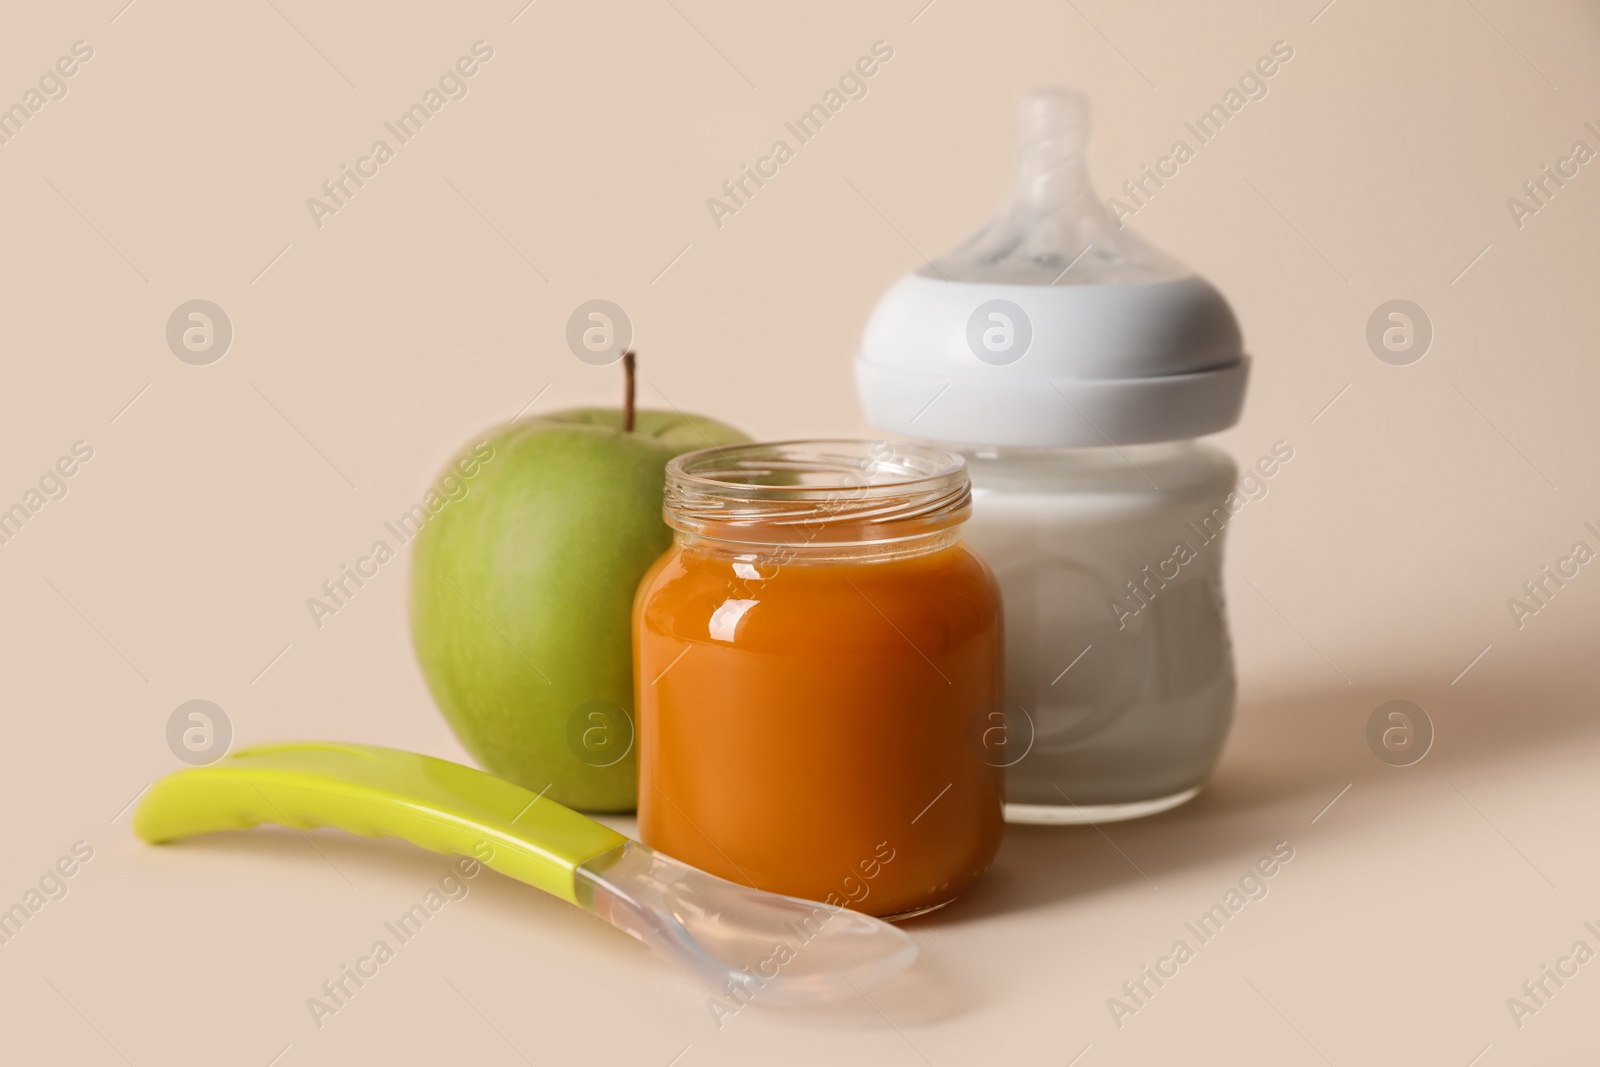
409,406 -> 748,811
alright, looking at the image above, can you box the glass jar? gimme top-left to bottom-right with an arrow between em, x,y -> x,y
957,440 -> 1240,823
634,440 -> 1004,919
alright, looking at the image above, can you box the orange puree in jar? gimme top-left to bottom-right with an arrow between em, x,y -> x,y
634,440 -> 1004,919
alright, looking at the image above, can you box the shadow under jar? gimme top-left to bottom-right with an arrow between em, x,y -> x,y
634,440 -> 1005,920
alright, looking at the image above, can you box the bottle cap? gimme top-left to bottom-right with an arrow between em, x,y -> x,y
855,88 -> 1249,448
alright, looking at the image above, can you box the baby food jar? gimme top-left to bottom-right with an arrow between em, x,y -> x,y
634,440 -> 1004,919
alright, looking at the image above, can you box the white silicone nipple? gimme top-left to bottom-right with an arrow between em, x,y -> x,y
927,87 -> 1186,285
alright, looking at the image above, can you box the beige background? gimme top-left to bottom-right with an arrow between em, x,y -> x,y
3,0 -> 1599,1063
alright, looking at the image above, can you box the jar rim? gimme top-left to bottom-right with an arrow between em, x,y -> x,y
664,439 -> 971,546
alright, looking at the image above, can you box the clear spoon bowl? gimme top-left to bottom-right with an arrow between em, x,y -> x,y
578,841 -> 918,1005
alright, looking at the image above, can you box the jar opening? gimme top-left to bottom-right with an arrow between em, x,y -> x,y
664,439 -> 971,548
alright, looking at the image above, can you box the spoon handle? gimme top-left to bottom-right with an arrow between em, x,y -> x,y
134,741 -> 628,905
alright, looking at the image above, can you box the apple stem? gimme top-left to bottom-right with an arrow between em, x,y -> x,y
622,350 -> 636,433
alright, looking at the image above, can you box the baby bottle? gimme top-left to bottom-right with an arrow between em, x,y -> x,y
855,88 -> 1251,824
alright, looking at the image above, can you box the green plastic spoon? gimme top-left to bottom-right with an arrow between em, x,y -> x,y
134,742 -> 916,1004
